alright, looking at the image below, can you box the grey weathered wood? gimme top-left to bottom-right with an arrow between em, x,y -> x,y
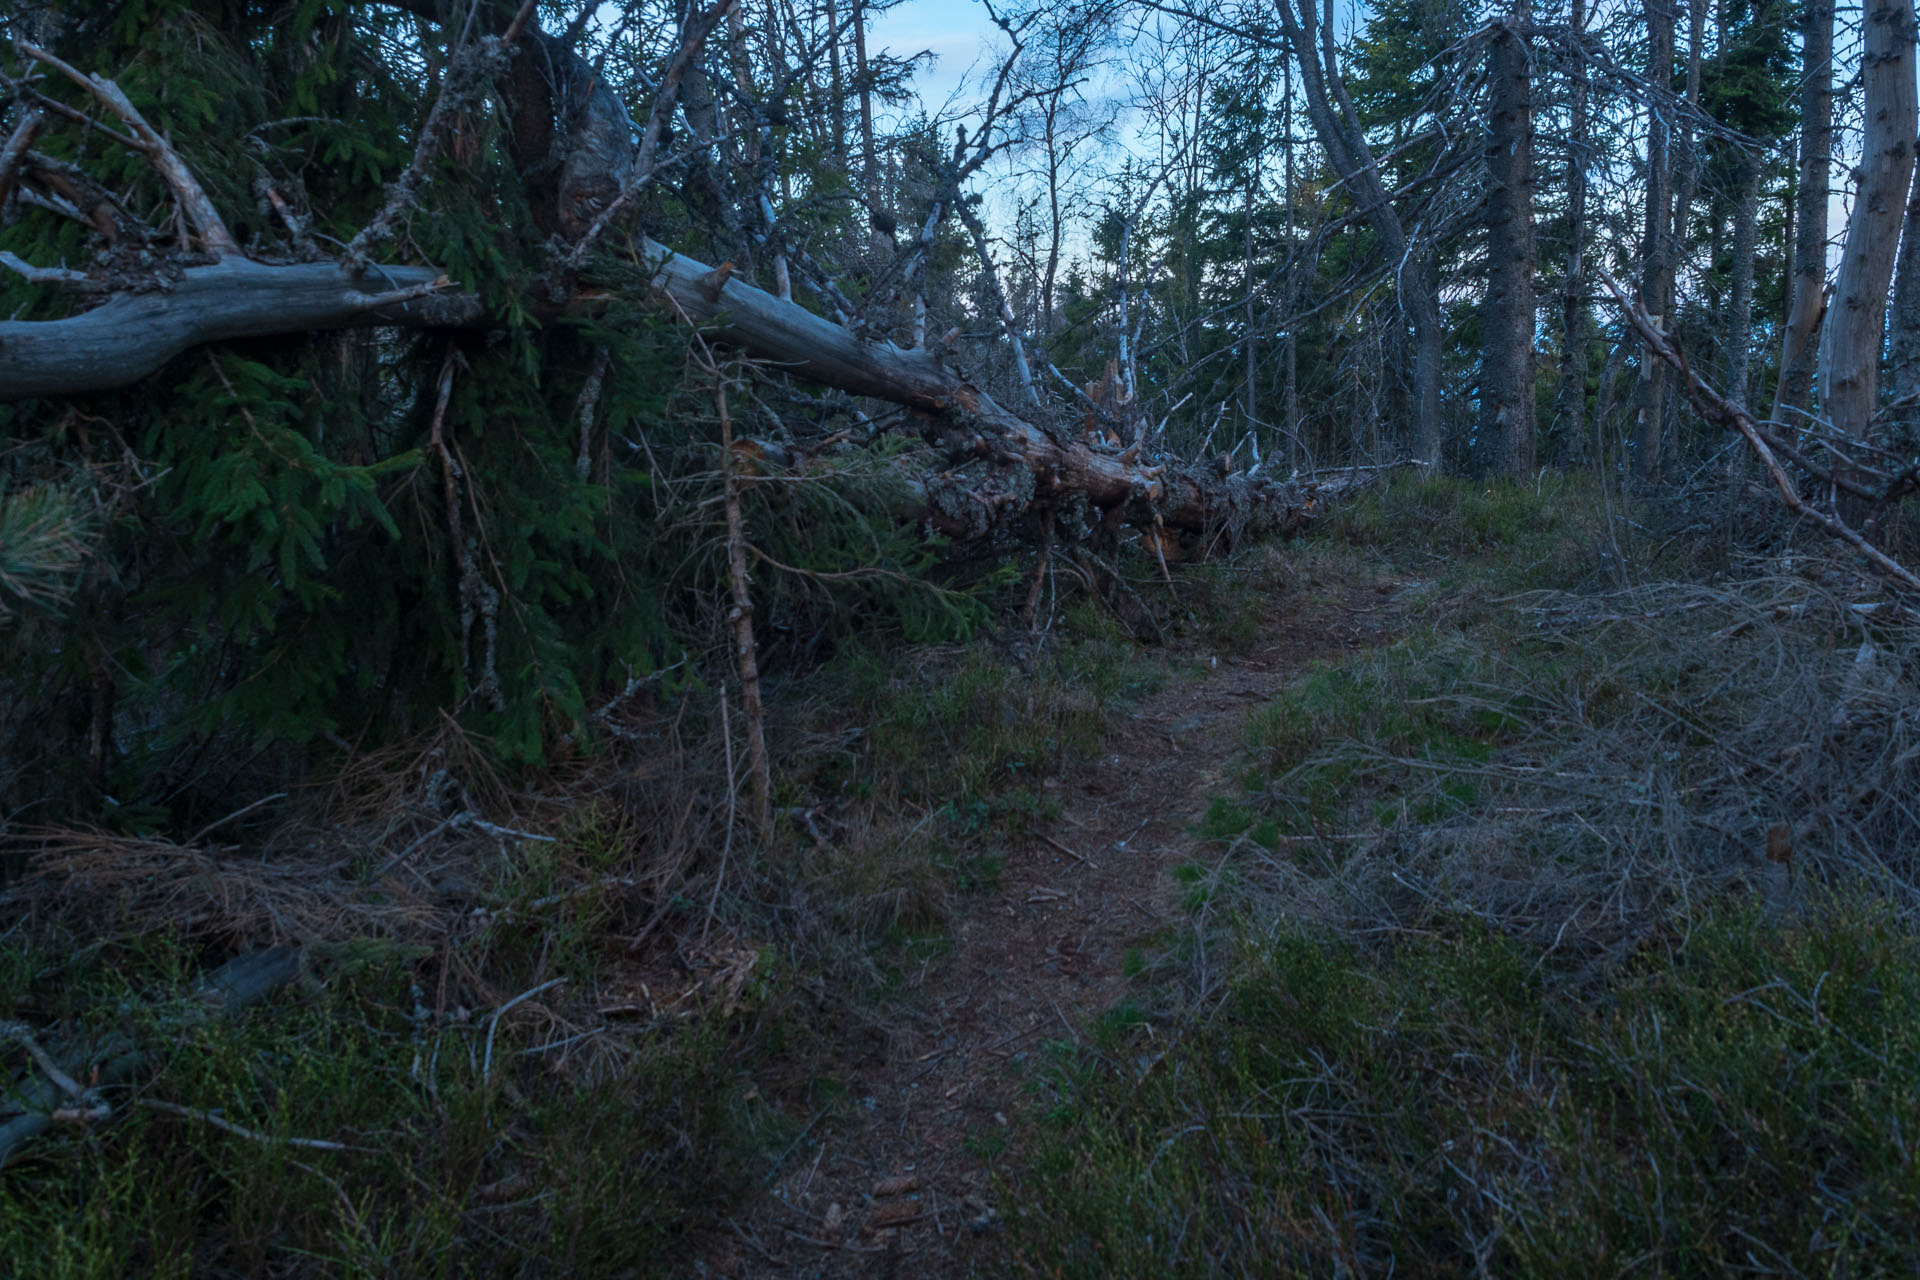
643,237 -> 1287,532
0,231 -> 1322,536
0,261 -> 481,400
0,947 -> 303,1167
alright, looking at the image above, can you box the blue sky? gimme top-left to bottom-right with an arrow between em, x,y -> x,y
867,0 -> 996,121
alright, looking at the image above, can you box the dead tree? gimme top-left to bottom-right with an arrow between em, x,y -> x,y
1598,270 -> 1920,595
1271,0 -> 1447,468
0,18 -> 1329,551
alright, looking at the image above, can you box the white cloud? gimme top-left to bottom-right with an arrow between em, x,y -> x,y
868,0 -> 998,122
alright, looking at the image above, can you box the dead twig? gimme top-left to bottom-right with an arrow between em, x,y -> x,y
16,40 -> 238,256
1597,269 -> 1920,596
136,1099 -> 360,1151
344,29 -> 512,267
0,108 -> 46,204
482,977 -> 566,1082
1041,833 -> 1096,868
0,1021 -> 85,1100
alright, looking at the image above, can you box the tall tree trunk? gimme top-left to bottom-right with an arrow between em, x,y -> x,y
1771,0 -> 1835,425
1406,251 -> 1445,467
826,0 -> 847,170
1822,0 -> 1917,475
1726,150 -> 1762,406
1482,5 -> 1537,477
1283,56 -> 1301,471
1635,0 -> 1678,484
1272,0 -> 1444,467
1887,124 -> 1920,448
1555,0 -> 1592,463
1244,175 -> 1259,435
715,373 -> 771,838
1042,105 -> 1064,339
852,0 -> 877,196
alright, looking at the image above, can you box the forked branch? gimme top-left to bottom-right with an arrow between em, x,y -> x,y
16,40 -> 239,256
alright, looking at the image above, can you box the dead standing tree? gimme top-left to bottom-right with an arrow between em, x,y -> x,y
1271,0 -> 1449,469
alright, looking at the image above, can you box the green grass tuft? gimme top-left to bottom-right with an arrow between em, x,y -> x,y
1012,900 -> 1920,1276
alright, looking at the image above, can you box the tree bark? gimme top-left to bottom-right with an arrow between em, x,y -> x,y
852,0 -> 878,199
1771,0 -> 1835,426
1272,0 -> 1444,467
1481,7 -> 1537,477
1822,0 -> 1918,457
642,239 -> 1312,533
1635,0 -> 1678,485
826,0 -> 848,171
1554,0 -> 1592,463
1725,150 -> 1762,406
0,261 -> 477,399
1887,121 -> 1920,447
715,374 -> 771,837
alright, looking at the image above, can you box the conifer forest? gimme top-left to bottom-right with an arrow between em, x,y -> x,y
4,0 -> 1920,1274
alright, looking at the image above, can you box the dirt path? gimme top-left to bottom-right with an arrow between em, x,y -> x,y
732,587 -> 1397,1277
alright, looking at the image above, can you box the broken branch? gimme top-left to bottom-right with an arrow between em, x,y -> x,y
17,40 -> 238,256
1598,269 -> 1920,595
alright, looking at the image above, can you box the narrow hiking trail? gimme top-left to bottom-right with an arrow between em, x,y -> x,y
727,580 -> 1403,1278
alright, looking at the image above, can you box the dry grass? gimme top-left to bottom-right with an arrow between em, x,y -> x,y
1188,541 -> 1920,971
1014,479 -> 1920,1276
0,699 -> 733,972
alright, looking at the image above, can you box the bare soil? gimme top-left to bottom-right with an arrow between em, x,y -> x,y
725,583 -> 1399,1278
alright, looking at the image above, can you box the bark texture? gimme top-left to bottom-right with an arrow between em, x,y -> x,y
1635,0 -> 1678,484
0,262 -> 478,399
1822,0 -> 1918,450
1888,124 -> 1920,444
1771,0 -> 1835,426
644,240 -> 1320,535
1554,0 -> 1592,462
1481,9 -> 1537,477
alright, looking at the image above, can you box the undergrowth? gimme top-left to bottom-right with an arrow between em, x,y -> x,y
1009,472 -> 1920,1274
777,600 -> 1161,981
1193,472 -> 1920,949
0,578 -> 1164,1276
1015,900 -> 1920,1275
0,933 -> 777,1278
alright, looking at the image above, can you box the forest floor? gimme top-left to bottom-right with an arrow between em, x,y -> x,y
5,473 -> 1920,1278
722,574 -> 1404,1278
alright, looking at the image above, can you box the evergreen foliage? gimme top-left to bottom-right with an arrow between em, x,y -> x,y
0,3 -> 980,829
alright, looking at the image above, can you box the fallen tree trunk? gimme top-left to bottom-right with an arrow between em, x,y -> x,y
0,261 -> 482,399
0,239 -> 1329,541
0,36 -> 1326,544
646,239 -> 1330,537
